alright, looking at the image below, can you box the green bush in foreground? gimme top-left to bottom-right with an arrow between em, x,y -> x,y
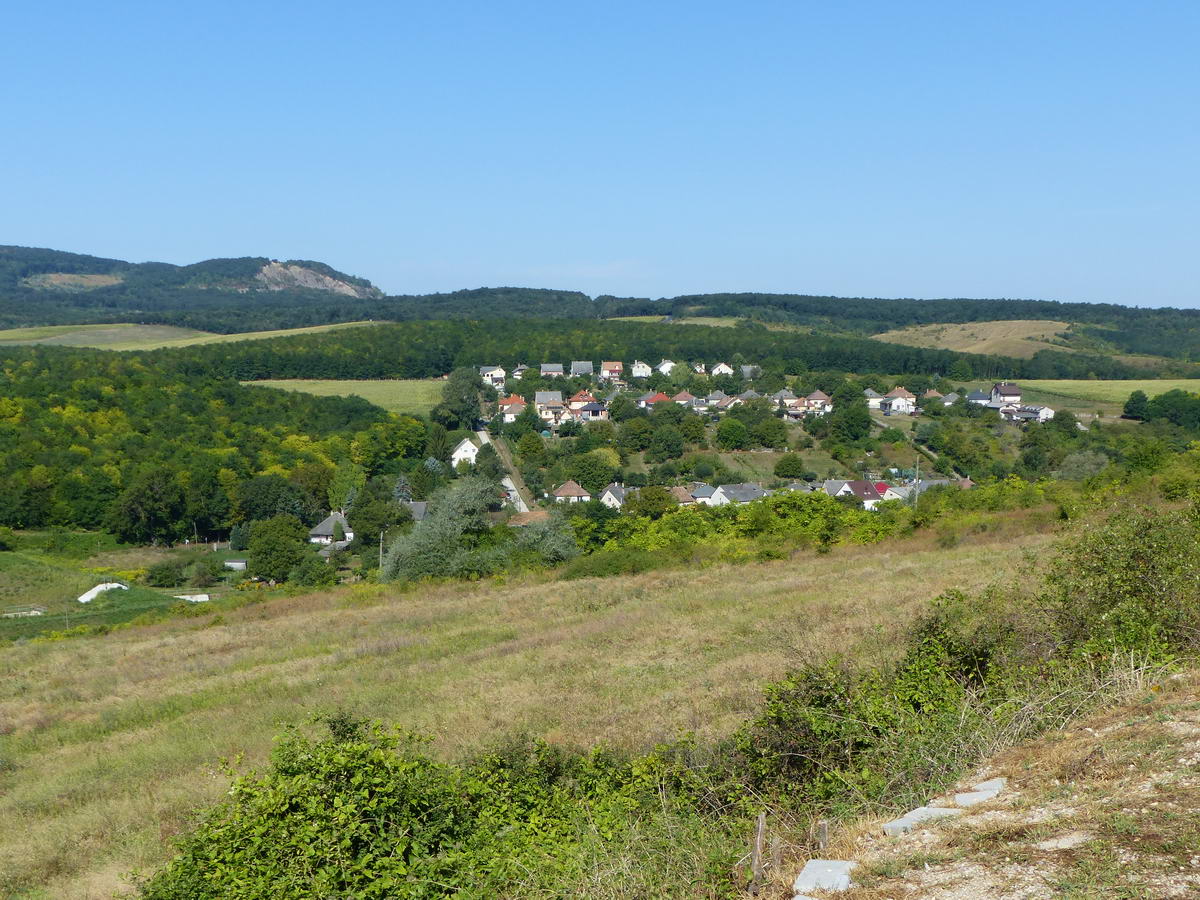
142,505 -> 1198,897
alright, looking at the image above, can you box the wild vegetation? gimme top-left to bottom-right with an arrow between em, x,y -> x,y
131,497 -> 1200,898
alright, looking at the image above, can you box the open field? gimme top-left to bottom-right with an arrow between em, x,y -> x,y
0,522 -> 1057,898
873,320 -> 1076,358
607,315 -> 666,323
1021,378 -> 1200,405
0,320 -> 381,351
246,378 -> 445,416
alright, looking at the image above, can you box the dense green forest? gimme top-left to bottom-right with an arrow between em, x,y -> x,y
157,318 -> 1143,381
4,245 -> 1200,360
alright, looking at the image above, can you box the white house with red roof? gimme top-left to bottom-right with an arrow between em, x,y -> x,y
552,480 -> 592,503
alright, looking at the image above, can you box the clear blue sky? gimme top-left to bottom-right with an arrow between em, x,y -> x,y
3,1 -> 1197,306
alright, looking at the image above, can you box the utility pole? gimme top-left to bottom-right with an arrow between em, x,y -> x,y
913,449 -> 920,513
379,530 -> 384,569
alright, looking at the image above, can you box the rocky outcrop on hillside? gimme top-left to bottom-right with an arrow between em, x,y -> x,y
254,261 -> 381,298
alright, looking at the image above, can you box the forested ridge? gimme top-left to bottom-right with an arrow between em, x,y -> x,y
4,245 -> 1200,360
156,318 -> 1143,381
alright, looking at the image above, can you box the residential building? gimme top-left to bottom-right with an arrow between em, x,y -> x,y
570,360 -> 594,378
541,363 -> 565,378
450,438 -> 480,468
552,480 -> 592,503
630,360 -> 653,378
711,483 -> 769,505
991,382 -> 1022,405
497,395 -> 527,423
599,483 -> 628,508
567,389 -> 596,410
478,366 -> 506,389
711,362 -> 735,376
638,391 -> 673,408
863,388 -> 883,409
881,387 -> 917,415
672,390 -> 697,406
656,359 -> 676,375
600,361 -> 624,380
669,486 -> 696,505
966,390 -> 990,405
309,511 -> 354,545
692,362 -> 707,374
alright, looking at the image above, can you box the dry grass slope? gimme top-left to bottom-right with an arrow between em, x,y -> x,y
0,523 -> 1054,899
0,320 -> 382,351
872,320 -> 1076,359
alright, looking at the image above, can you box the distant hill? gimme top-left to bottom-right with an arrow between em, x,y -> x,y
2,245 -> 1199,363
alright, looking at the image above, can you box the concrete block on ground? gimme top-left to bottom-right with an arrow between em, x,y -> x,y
793,859 -> 856,892
972,777 -> 1007,792
883,805 -> 963,836
954,788 -> 1000,807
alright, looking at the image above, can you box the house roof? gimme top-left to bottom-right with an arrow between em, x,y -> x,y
706,390 -> 728,401
770,389 -> 797,401
781,482 -> 815,493
844,480 -> 883,501
717,483 -> 768,503
993,382 -> 1021,395
967,390 -> 990,400
553,480 -> 591,498
688,482 -> 716,498
601,361 -> 623,370
498,394 -> 525,407
645,392 -> 672,404
807,390 -> 831,401
669,486 -> 695,503
658,359 -> 674,366
885,386 -> 915,398
601,483 -> 628,502
874,482 -> 891,494
534,391 -> 563,404
631,359 -> 649,368
479,365 -> 503,375
570,361 -> 594,375
923,389 -> 943,398
541,363 -> 564,372
822,480 -> 848,495
942,392 -> 961,403
451,437 -> 477,454
569,389 -> 595,402
672,390 -> 696,401
863,388 -> 882,398
309,511 -> 350,537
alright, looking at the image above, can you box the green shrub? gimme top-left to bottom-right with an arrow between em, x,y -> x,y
144,559 -> 186,587
559,547 -> 663,580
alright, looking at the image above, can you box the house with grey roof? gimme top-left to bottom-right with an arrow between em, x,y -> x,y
711,483 -> 769,505
570,360 -> 594,377
688,483 -> 718,505
309,512 -> 354,545
599,483 -> 629,509
541,363 -> 565,377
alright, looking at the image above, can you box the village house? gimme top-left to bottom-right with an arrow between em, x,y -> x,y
552,480 -> 591,503
672,390 -> 697,407
863,388 -> 883,409
822,480 -> 883,510
630,360 -> 653,378
711,483 -> 769,505
512,363 -> 530,379
567,389 -> 596,410
570,360 -> 594,378
478,366 -> 506,389
881,386 -> 917,415
541,363 -> 565,378
534,390 -> 570,425
638,391 -> 673,409
991,382 -> 1022,405
922,388 -> 943,402
497,395 -> 526,423
688,483 -> 718,505
656,359 -> 676,375
770,389 -> 796,405
703,390 -> 728,409
692,362 -> 707,375
711,362 -> 735,377
309,511 -> 354,545
599,483 -> 628,508
576,402 -> 608,421
799,390 -> 833,415
450,437 -> 480,468
1004,404 -> 1055,424
941,392 -> 961,406
600,361 -> 623,380
966,389 -> 990,405
669,485 -> 696,505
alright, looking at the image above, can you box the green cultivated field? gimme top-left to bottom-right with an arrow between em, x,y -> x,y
1022,378 -> 1200,405
0,320 -> 382,351
247,378 -> 445,416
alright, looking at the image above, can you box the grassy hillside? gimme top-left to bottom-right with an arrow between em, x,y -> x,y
246,378 -> 444,416
1022,377 -> 1200,405
0,320 -> 381,351
0,522 -> 1054,898
873,319 -> 1076,358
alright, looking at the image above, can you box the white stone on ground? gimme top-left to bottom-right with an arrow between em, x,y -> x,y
954,788 -> 1000,807
792,859 -> 856,892
883,805 -> 963,836
972,776 -> 1007,792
